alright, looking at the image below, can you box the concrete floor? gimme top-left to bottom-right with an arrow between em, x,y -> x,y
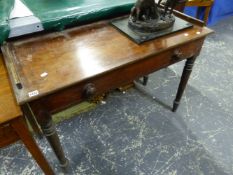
1,17 -> 233,175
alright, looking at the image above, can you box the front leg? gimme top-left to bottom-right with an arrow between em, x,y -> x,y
172,56 -> 197,112
30,102 -> 69,168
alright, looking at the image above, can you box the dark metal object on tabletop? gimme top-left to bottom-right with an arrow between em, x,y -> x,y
158,0 -> 181,16
111,0 -> 193,44
112,17 -> 192,44
128,0 -> 180,33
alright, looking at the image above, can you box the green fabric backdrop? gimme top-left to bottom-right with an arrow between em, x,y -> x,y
0,0 -> 14,44
0,0 -> 136,44
21,0 -> 135,31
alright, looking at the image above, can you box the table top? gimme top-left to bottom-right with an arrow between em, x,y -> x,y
2,16 -> 212,105
0,53 -> 22,124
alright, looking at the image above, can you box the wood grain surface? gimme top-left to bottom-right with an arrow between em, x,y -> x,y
0,53 -> 21,123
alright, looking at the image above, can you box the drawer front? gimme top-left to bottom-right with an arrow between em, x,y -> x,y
30,38 -> 204,113
170,38 -> 204,63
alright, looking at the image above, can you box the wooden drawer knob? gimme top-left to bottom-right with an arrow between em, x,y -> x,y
83,83 -> 96,99
172,49 -> 184,61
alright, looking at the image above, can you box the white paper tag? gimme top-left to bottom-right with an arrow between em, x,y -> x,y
28,90 -> 39,97
40,72 -> 48,78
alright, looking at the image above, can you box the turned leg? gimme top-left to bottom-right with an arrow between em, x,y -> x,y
38,110 -> 69,168
11,117 -> 54,175
31,103 -> 69,168
172,56 -> 197,112
142,75 -> 149,86
21,104 -> 43,138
